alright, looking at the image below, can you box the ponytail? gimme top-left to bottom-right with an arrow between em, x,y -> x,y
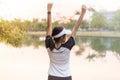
49,38 -> 54,51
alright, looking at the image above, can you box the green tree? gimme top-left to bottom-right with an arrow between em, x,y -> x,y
11,18 -> 27,31
111,9 -> 120,30
80,20 -> 89,29
39,19 -> 47,31
61,20 -> 76,29
91,12 -> 107,29
30,18 -> 39,31
0,19 -> 26,47
23,20 -> 32,31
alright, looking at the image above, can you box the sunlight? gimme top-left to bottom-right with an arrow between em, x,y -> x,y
0,0 -> 119,20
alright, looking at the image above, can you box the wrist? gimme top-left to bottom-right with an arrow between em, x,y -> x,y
47,11 -> 51,14
47,10 -> 51,12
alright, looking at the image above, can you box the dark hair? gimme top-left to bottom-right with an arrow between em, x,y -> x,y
49,26 -> 65,51
49,34 -> 66,51
52,26 -> 65,43
52,26 -> 63,37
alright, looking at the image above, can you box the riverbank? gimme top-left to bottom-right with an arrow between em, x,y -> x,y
28,31 -> 120,38
0,43 -> 120,80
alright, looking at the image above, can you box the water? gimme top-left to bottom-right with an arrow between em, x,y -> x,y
0,43 -> 120,80
75,36 -> 120,59
25,35 -> 120,59
26,34 -> 120,54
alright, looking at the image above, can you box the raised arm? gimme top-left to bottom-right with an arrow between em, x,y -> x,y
46,3 -> 53,36
71,5 -> 86,39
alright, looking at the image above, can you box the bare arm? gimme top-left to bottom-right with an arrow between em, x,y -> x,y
71,5 -> 86,39
46,3 -> 53,36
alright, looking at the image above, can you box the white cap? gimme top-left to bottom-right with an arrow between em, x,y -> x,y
53,28 -> 71,38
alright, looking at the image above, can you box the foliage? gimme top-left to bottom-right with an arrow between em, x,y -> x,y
60,20 -> 76,29
80,20 -> 89,29
38,19 -> 47,31
111,9 -> 120,30
52,21 -> 59,29
0,19 -> 26,47
91,12 -> 107,28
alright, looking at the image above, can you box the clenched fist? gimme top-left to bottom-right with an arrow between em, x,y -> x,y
81,5 -> 86,14
47,3 -> 53,12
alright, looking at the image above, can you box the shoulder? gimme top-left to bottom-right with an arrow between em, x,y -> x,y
46,35 -> 52,39
45,35 -> 54,48
62,36 -> 75,50
66,36 -> 75,44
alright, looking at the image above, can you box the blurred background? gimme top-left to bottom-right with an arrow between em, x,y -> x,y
0,0 -> 120,80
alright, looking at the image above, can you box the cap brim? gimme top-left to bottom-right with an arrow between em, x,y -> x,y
53,28 -> 71,38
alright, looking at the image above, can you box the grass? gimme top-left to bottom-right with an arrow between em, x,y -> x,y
27,31 -> 46,36
27,31 -> 120,38
77,31 -> 120,38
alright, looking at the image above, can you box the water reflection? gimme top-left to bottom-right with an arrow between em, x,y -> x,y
76,36 -> 120,54
24,34 -> 120,60
23,34 -> 45,48
76,36 -> 120,60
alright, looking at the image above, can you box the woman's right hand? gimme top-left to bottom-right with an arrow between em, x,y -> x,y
47,3 -> 53,12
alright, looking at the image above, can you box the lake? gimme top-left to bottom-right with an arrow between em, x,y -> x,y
24,34 -> 120,58
75,36 -> 120,60
0,39 -> 120,80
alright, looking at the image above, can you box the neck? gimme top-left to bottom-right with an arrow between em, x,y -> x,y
55,42 -> 61,49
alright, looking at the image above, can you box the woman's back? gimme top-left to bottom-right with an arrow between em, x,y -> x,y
45,36 -> 75,77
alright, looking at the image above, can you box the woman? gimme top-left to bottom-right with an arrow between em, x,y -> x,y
45,3 -> 86,80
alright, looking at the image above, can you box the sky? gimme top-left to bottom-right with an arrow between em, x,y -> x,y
0,0 -> 120,20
